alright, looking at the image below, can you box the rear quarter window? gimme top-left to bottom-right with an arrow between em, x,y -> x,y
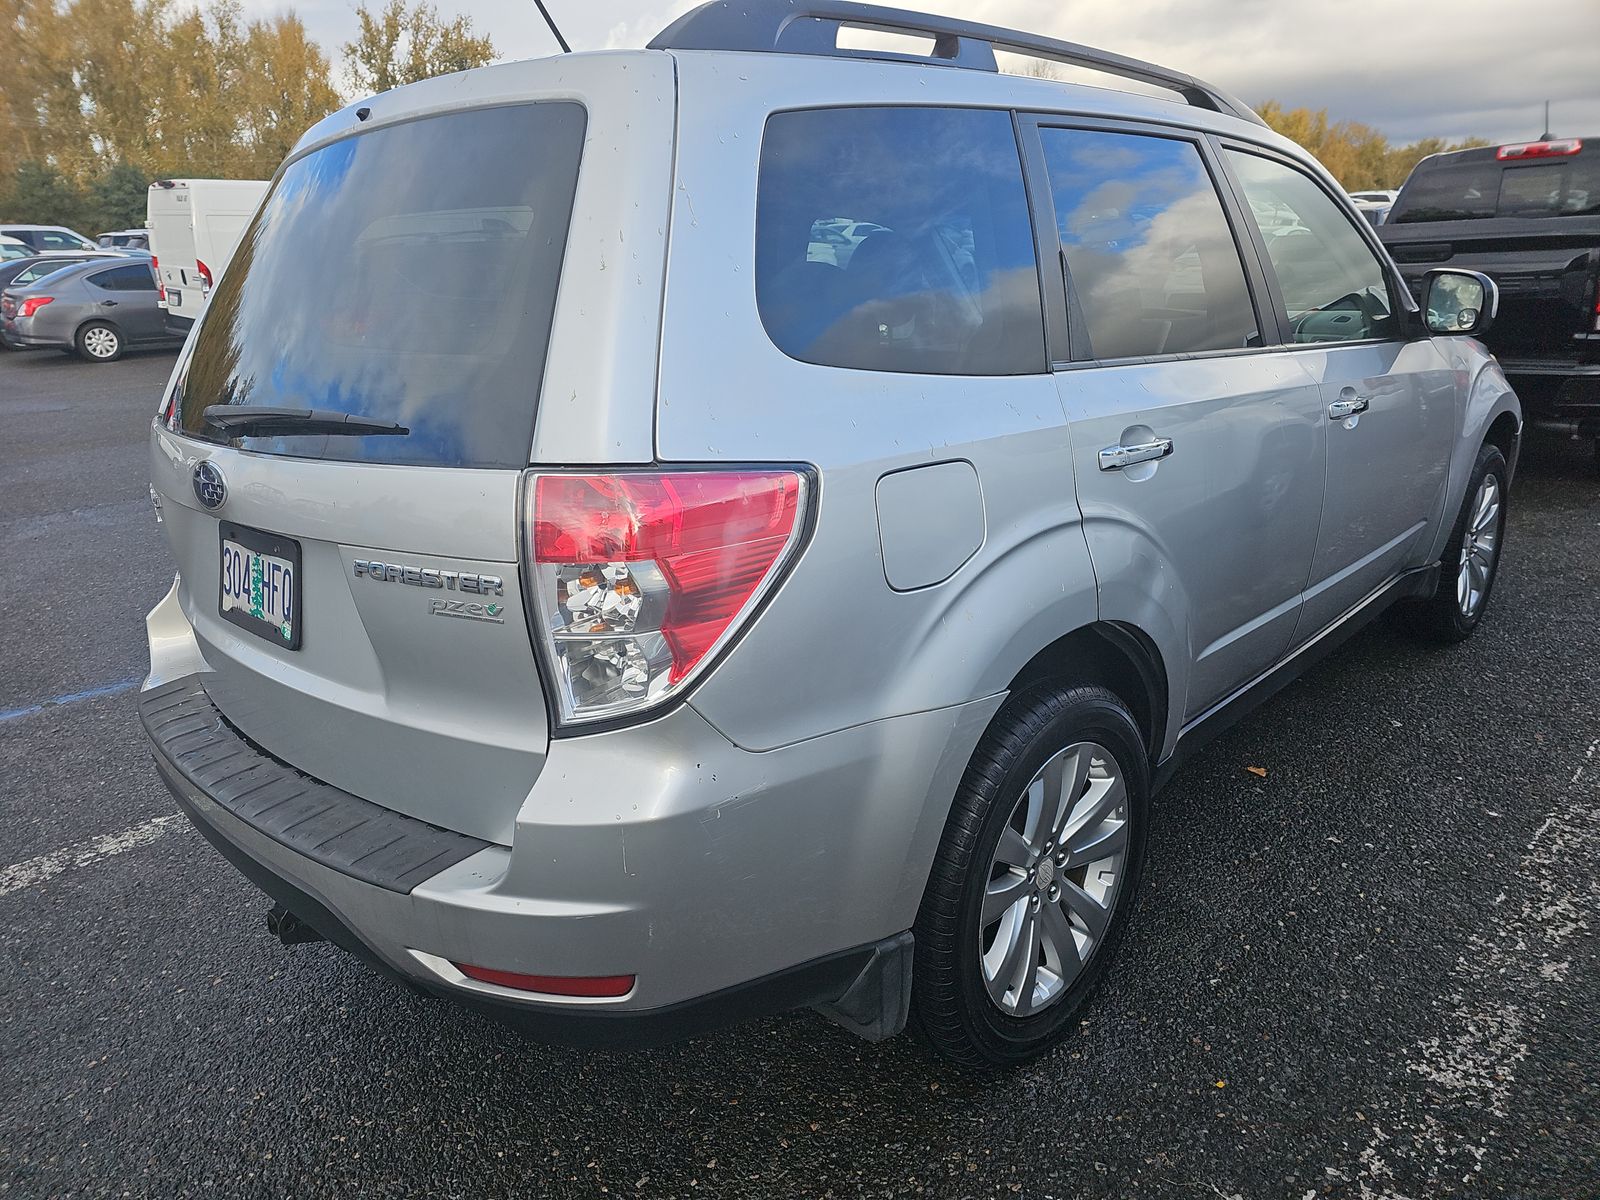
755,106 -> 1045,376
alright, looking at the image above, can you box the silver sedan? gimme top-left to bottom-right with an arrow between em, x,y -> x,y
0,258 -> 180,361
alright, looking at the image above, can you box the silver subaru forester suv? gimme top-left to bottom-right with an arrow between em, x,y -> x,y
140,0 -> 1520,1068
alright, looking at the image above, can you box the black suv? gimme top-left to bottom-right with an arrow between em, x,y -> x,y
1380,138 -> 1600,458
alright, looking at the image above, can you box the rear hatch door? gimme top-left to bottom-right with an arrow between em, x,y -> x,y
149,99 -> 590,846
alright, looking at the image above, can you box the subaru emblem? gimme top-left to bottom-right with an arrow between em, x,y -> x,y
192,460 -> 227,510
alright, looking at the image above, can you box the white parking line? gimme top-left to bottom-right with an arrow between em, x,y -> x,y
0,814 -> 188,899
1332,738 -> 1600,1199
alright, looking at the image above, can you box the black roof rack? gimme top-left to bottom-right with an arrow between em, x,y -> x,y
649,0 -> 1264,127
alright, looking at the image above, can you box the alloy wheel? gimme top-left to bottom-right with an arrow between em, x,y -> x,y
979,741 -> 1130,1016
1457,473 -> 1501,619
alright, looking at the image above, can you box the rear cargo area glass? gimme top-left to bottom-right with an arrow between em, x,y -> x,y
179,103 -> 586,468
1391,154 -> 1600,223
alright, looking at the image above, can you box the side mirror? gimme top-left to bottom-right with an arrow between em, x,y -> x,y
1423,268 -> 1497,337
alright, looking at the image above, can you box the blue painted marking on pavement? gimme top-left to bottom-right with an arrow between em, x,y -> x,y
0,678 -> 141,725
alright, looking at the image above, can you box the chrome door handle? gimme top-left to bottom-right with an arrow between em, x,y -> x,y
1327,395 -> 1370,420
1099,437 -> 1174,471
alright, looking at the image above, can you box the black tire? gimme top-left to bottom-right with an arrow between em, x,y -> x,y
74,320 -> 123,362
1404,442 -> 1508,643
912,685 -> 1149,1069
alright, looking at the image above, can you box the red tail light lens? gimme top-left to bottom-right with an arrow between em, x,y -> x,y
151,254 -> 164,301
197,259 -> 213,290
19,296 -> 53,318
527,469 -> 808,726
1496,139 -> 1581,160
454,962 -> 635,998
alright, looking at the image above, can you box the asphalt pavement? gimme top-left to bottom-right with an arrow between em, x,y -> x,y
1,345 -> 1595,1199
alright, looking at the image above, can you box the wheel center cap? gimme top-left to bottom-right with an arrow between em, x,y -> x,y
1035,857 -> 1055,891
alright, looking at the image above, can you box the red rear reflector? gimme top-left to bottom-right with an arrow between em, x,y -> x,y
19,296 -> 54,318
454,962 -> 635,997
1497,139 -> 1582,160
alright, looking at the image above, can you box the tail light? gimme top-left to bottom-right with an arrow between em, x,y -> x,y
526,469 -> 809,727
151,254 -> 163,301
197,259 -> 213,292
19,296 -> 53,318
1497,139 -> 1581,160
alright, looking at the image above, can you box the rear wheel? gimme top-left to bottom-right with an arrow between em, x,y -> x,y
75,321 -> 123,362
1405,443 -> 1508,642
913,685 -> 1149,1069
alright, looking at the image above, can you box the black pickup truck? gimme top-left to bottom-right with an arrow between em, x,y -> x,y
1380,138 -> 1600,456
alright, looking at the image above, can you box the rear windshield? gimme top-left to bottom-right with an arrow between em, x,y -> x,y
178,102 -> 586,468
1391,153 -> 1600,223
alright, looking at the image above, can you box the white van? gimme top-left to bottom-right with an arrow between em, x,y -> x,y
147,179 -> 268,336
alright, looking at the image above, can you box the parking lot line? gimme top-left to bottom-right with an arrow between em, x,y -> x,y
0,677 -> 140,724
0,814 -> 187,899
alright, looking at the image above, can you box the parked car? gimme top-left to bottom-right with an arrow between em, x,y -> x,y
1380,137 -> 1600,462
0,235 -> 35,261
1,258 -> 177,361
0,223 -> 97,254
1352,198 -> 1392,227
0,253 -> 122,348
139,0 -> 1520,1069
146,178 -> 268,336
98,228 -> 151,251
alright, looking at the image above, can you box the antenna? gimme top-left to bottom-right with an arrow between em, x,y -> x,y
533,0 -> 571,52
1540,100 -> 1552,141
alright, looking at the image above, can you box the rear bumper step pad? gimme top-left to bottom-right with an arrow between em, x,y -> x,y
138,676 -> 491,894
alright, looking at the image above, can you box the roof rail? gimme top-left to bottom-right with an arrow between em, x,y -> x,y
649,0 -> 1265,127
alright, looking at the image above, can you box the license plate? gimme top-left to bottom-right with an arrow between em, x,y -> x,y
218,523 -> 302,649
166,288 -> 181,307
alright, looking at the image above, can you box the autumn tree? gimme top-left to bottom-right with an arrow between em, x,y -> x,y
0,0 -> 341,220
1257,100 -> 1489,191
342,0 -> 496,97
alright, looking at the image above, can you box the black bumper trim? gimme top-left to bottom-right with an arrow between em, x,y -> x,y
138,676 -> 491,894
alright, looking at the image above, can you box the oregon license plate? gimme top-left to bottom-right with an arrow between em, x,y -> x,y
218,523 -> 302,649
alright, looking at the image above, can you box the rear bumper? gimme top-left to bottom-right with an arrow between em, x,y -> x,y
1501,361 -> 1600,417
140,580 -> 990,1043
163,312 -> 194,339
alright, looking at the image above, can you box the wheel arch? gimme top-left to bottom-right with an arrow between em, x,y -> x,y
1483,409 -> 1521,480
1004,621 -> 1169,765
75,315 -> 122,344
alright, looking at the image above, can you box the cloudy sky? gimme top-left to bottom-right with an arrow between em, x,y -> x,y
269,0 -> 1599,145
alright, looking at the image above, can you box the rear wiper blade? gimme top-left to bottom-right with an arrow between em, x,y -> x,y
203,405 -> 410,437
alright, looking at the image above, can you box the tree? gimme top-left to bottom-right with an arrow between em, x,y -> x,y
1256,100 -> 1489,191
3,161 -> 89,227
0,0 -> 341,215
342,0 -> 496,97
87,162 -> 151,230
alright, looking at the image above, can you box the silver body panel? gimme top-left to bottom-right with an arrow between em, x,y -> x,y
143,45 -> 1520,1017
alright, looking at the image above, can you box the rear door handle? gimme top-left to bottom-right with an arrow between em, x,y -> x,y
1328,393 -> 1370,420
100,300 -> 118,307
1099,437 -> 1174,471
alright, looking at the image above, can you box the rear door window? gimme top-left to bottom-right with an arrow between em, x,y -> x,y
179,102 -> 587,468
755,106 -> 1045,375
1037,127 -> 1260,360
91,264 -> 156,291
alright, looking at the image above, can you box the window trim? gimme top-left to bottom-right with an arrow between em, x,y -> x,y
1212,137 -> 1421,351
1017,113 -> 1279,369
